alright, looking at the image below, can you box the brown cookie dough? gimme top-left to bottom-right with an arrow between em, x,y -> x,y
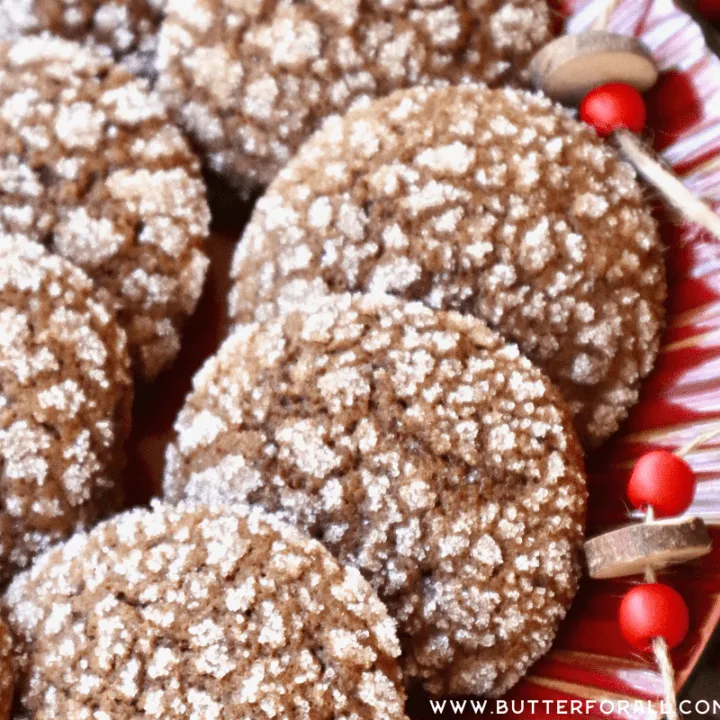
164,293 -> 588,696
228,85 -> 666,446
0,238 -> 132,584
0,35 -> 211,380
156,0 -> 554,190
0,619 -> 12,719
3,501 -> 407,720
0,0 -> 166,76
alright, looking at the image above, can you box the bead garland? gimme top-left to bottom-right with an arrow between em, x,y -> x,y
584,427 -> 720,719
579,79 -> 720,239
557,3 -> 720,718
625,476 -> 690,720
617,430 -> 720,720
531,0 -> 720,241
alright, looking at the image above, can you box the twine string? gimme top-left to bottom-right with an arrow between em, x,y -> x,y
652,637 -> 680,720
639,421 -> 720,720
589,1 -> 717,716
676,424 -> 720,458
642,505 -> 679,720
614,130 -> 720,241
592,0 -> 621,31
588,0 -> 720,240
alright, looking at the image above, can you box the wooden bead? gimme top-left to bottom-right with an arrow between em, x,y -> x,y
529,31 -> 659,106
584,518 -> 711,579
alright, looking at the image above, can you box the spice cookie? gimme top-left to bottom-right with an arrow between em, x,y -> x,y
0,238 -> 132,584
3,501 -> 407,720
0,0 -> 166,77
164,293 -> 588,696
228,85 -> 666,447
156,0 -> 554,190
0,35 -> 211,380
0,619 -> 12,719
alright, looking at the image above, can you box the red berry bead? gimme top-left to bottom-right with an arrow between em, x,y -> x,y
627,450 -> 696,518
619,583 -> 689,651
580,83 -> 647,137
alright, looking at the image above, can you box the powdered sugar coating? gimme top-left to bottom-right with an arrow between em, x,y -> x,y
156,0 -> 553,190
3,501 -> 407,720
164,293 -> 587,695
0,0 -> 167,76
229,85 -> 666,446
0,35 -> 210,379
0,238 -> 132,584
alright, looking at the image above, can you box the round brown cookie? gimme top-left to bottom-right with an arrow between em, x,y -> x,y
228,85 -> 666,447
0,0 -> 166,77
0,618 -> 12,719
156,0 -> 553,191
3,501 -> 407,720
164,293 -> 588,696
0,238 -> 132,585
0,35 -> 211,380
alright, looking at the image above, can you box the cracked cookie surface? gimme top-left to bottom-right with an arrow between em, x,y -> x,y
0,35 -> 210,380
229,85 -> 666,446
0,618 -> 13,719
0,0 -> 166,76
156,0 -> 553,190
0,238 -> 132,584
3,501 -> 407,720
165,293 -> 587,695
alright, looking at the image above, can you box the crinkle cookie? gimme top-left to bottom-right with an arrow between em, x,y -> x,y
0,238 -> 132,584
0,0 -> 166,76
229,85 -> 666,446
3,501 -> 407,720
0,619 -> 12,719
164,294 -> 587,696
0,35 -> 211,380
156,0 -> 553,190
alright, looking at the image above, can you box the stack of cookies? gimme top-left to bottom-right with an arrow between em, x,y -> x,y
0,0 -> 667,716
